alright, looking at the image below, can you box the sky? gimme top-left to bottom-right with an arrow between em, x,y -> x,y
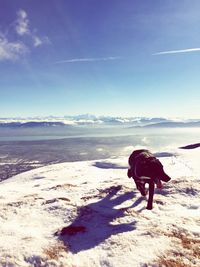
0,0 -> 200,119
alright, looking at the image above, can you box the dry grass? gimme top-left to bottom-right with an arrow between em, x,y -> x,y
43,242 -> 68,260
157,257 -> 192,267
44,197 -> 71,205
168,230 -> 200,259
155,229 -> 200,267
24,194 -> 39,198
81,194 -> 98,201
49,183 -> 77,190
57,197 -> 71,202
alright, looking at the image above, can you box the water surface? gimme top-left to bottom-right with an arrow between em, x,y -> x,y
0,126 -> 199,181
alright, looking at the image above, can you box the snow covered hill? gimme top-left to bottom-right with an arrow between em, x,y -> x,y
0,149 -> 200,267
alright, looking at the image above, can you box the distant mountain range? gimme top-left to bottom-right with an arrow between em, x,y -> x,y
0,115 -> 199,128
0,122 -> 66,128
143,121 -> 200,128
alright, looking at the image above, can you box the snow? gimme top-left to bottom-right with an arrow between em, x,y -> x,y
1,115 -> 199,127
0,148 -> 200,266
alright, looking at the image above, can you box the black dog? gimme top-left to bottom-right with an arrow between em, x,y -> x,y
127,149 -> 171,210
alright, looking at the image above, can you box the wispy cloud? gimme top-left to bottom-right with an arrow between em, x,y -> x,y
153,48 -> 200,55
16,9 -> 30,36
32,35 -> 50,47
55,57 -> 122,64
15,9 -> 50,47
0,33 -> 28,61
0,9 -> 50,62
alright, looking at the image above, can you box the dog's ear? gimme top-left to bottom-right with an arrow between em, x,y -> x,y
151,160 -> 171,182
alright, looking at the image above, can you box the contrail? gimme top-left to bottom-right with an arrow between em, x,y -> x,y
153,48 -> 200,55
55,56 -> 121,64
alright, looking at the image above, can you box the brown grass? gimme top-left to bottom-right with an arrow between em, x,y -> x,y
49,183 -> 77,190
167,230 -> 200,259
43,242 -> 68,260
57,197 -> 70,202
44,197 -> 71,205
157,257 -> 192,267
81,195 -> 97,201
155,229 -> 200,267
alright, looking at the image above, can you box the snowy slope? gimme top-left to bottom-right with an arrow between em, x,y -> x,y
0,149 -> 200,267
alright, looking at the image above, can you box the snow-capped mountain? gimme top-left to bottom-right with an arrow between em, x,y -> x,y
0,115 -> 199,127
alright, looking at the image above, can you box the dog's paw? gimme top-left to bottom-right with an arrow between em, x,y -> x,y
146,205 -> 153,210
140,189 -> 148,196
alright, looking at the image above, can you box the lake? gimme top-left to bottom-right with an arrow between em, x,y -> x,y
0,126 -> 199,181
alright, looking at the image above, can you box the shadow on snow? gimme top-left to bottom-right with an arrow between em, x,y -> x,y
93,161 -> 127,169
56,185 -> 137,253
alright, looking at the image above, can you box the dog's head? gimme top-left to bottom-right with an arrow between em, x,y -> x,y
148,158 -> 171,182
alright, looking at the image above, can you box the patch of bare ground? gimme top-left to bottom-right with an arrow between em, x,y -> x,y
167,229 -> 200,259
24,194 -> 39,198
57,197 -> 71,202
43,241 -> 69,260
81,195 -> 96,201
5,195 -> 45,207
157,257 -> 192,267
155,229 -> 200,267
49,183 -> 77,190
44,197 -> 71,205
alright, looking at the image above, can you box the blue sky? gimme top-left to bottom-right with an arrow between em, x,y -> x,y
0,0 -> 200,118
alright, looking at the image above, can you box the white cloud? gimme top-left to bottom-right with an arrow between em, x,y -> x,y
0,33 -> 28,61
0,9 -> 50,62
32,35 -> 50,47
15,9 -> 50,48
33,36 -> 43,47
16,9 -> 30,36
153,48 -> 200,55
55,57 -> 121,64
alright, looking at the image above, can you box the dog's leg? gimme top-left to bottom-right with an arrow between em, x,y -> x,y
134,180 -> 147,196
146,181 -> 155,210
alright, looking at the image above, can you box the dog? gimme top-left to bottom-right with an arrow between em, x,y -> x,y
127,149 -> 171,210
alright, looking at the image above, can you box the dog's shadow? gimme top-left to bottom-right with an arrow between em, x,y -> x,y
56,186 -> 137,253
